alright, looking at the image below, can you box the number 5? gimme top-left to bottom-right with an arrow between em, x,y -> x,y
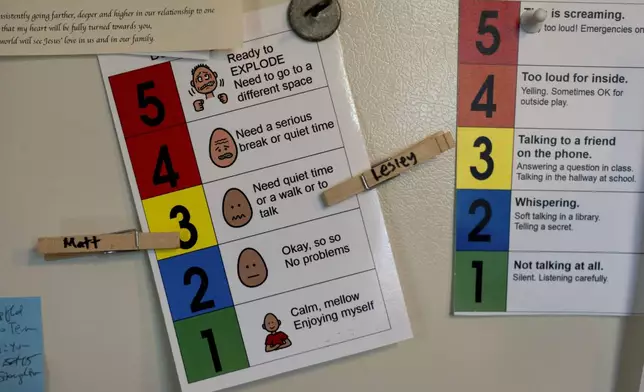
137,81 -> 166,127
476,10 -> 501,55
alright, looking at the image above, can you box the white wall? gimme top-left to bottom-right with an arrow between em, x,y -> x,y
0,0 -> 638,391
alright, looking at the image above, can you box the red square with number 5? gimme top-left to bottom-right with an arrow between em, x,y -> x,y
125,124 -> 201,200
458,0 -> 520,65
110,62 -> 186,138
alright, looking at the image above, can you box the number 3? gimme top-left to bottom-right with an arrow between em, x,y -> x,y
170,205 -> 198,249
470,136 -> 494,180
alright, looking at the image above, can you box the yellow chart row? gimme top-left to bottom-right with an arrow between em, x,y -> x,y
456,127 -> 514,190
142,185 -> 218,260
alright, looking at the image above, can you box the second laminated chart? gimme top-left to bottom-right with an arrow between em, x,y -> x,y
454,0 -> 644,316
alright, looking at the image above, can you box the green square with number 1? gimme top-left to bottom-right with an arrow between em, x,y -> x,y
175,307 -> 249,383
453,251 -> 508,312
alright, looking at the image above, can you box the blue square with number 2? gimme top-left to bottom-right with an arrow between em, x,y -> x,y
455,189 -> 511,252
159,246 -> 233,322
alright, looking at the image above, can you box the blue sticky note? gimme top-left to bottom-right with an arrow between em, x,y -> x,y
0,297 -> 44,392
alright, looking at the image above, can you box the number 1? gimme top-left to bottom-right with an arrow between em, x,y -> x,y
201,329 -> 222,372
472,260 -> 483,303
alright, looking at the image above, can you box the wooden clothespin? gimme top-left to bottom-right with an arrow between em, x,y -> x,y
36,230 -> 180,261
322,131 -> 455,206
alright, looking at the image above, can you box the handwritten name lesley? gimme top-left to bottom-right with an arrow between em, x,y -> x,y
371,152 -> 418,182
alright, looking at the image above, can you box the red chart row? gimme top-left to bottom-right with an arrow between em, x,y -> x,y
458,0 -> 522,128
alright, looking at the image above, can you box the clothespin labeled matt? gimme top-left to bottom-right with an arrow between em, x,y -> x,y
322,131 -> 455,206
36,230 -> 180,261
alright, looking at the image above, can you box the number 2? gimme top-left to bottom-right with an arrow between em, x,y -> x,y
472,260 -> 483,303
170,205 -> 198,249
184,266 -> 214,312
137,81 -> 165,127
468,199 -> 491,242
470,136 -> 494,180
471,75 -> 496,118
476,10 -> 501,55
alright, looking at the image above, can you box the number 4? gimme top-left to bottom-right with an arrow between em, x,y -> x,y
471,75 -> 496,118
153,145 -> 180,188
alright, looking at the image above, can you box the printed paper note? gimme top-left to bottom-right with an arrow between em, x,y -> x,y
0,0 -> 242,55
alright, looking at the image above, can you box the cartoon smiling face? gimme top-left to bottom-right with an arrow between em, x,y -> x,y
263,313 -> 280,332
237,248 -> 268,287
210,128 -> 238,168
222,188 -> 253,227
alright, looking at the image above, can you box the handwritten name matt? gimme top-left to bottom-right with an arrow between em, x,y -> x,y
63,235 -> 101,249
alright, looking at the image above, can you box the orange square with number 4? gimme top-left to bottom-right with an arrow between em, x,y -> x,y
458,64 -> 516,128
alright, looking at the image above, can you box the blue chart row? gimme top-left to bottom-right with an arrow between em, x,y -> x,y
455,189 -> 511,252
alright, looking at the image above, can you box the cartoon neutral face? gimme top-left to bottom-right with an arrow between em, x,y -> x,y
237,248 -> 268,287
210,128 -> 238,168
263,313 -> 280,332
191,65 -> 217,95
222,188 -> 252,227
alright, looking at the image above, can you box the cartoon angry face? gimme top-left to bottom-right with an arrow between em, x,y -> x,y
192,66 -> 217,95
237,248 -> 268,287
210,128 -> 238,168
222,188 -> 253,227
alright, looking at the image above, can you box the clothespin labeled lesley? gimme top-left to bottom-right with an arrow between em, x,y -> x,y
322,131 -> 455,206
36,230 -> 180,261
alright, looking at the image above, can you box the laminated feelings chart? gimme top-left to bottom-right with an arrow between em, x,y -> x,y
100,4 -> 411,391
453,0 -> 644,316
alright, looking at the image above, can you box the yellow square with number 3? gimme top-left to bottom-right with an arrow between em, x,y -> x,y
142,185 -> 218,260
456,127 -> 513,190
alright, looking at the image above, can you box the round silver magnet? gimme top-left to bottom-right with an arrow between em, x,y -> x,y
288,0 -> 341,42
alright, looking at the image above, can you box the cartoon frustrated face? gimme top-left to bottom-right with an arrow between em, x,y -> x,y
210,128 -> 238,168
191,65 -> 218,95
222,188 -> 253,228
237,248 -> 268,288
